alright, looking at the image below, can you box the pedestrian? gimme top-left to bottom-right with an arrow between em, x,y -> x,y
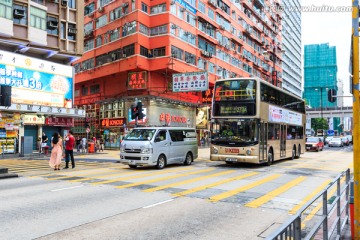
76,136 -> 81,152
201,136 -> 205,146
96,137 -> 101,152
41,132 -> 48,154
64,130 -> 75,169
81,137 -> 87,152
49,132 -> 62,171
99,136 -> 104,152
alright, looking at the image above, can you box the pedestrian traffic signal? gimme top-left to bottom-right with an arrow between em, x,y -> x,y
137,102 -> 144,120
328,89 -> 336,102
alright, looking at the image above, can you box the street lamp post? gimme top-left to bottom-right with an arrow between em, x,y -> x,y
315,87 -> 328,119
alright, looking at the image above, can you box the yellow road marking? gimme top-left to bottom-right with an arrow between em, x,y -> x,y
288,180 -> 331,215
209,174 -> 281,203
245,176 -> 307,208
143,170 -> 236,192
92,167 -> 195,185
28,167 -> 106,178
172,172 -> 259,197
115,168 -> 214,189
302,177 -> 346,227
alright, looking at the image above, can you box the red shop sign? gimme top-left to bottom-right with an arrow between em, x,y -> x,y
46,117 -> 74,127
101,118 -> 126,127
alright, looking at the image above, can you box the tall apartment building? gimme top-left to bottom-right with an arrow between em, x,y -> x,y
74,0 -> 284,148
303,43 -> 340,132
281,0 -> 302,97
0,0 -> 84,152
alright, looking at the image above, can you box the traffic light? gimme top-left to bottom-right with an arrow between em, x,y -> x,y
0,85 -> 11,107
328,89 -> 336,103
137,102 -> 144,120
131,103 -> 138,119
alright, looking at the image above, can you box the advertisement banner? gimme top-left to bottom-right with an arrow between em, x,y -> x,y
45,117 -> 74,127
23,114 -> 45,125
173,71 -> 208,92
269,105 -> 302,126
196,107 -> 208,129
128,71 -> 147,90
0,50 -> 73,108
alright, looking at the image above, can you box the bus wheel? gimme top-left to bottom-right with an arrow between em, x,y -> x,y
291,147 -> 296,160
266,151 -> 273,166
184,152 -> 193,166
156,155 -> 166,169
129,165 -> 137,169
295,145 -> 301,159
225,161 -> 234,164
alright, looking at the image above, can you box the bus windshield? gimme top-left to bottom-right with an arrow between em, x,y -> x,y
211,119 -> 259,146
124,129 -> 157,141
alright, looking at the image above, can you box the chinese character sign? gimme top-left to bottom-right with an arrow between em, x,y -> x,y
173,71 -> 208,92
128,71 -> 147,90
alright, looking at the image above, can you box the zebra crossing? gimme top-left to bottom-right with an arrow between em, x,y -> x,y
0,158 -> 349,225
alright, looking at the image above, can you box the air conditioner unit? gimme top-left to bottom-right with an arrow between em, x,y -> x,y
180,7 -> 185,12
68,27 -> 77,35
61,0 -> 68,6
184,31 -> 190,36
170,0 -> 176,4
50,0 -> 59,3
208,0 -> 216,7
122,2 -> 129,7
219,25 -> 225,30
13,9 -> 25,19
122,53 -> 127,58
47,20 -> 58,30
97,7 -> 104,13
171,24 -> 177,29
88,12 -> 94,17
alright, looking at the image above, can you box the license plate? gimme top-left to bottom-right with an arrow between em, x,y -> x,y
306,147 -> 310,150
225,158 -> 237,162
129,160 -> 136,164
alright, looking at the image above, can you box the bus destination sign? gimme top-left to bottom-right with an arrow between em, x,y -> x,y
220,106 -> 247,115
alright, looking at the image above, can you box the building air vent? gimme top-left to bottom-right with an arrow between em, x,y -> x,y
13,9 -> 25,19
68,27 -> 77,36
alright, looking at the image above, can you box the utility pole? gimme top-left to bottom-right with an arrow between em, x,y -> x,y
352,0 -> 360,238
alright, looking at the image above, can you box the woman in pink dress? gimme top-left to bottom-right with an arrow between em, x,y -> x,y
49,132 -> 63,170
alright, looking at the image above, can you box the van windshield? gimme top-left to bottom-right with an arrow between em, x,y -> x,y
124,129 -> 157,141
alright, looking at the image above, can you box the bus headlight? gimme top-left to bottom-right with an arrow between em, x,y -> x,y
212,147 -> 218,154
246,150 -> 252,155
141,148 -> 153,154
120,147 -> 125,153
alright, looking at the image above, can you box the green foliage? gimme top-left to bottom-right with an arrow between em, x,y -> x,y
311,118 -> 329,132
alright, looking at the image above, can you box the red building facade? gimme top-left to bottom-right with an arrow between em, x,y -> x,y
73,0 -> 283,147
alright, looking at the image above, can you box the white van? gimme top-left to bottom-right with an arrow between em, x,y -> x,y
120,127 -> 198,169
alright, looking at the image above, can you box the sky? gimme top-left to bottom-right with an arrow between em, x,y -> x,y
301,0 -> 353,106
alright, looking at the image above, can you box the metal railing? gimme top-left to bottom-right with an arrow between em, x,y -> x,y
266,168 -> 351,240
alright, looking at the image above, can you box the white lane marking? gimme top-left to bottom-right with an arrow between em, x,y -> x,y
51,185 -> 84,192
143,199 -> 174,209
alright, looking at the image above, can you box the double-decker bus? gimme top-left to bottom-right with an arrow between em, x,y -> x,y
210,78 -> 306,165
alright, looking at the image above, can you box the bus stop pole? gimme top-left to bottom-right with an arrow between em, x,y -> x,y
352,1 -> 360,238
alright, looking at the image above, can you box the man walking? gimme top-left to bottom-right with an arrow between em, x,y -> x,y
41,132 -> 48,154
64,131 -> 75,169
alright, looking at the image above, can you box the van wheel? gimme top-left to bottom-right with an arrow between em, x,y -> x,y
156,155 -> 166,169
184,152 -> 193,166
265,150 -> 273,166
129,165 -> 137,169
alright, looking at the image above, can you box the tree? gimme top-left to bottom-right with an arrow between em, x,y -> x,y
311,118 -> 329,133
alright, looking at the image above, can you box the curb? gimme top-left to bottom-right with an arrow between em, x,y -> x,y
0,173 -> 18,179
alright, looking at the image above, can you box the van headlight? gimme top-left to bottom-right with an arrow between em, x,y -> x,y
141,148 -> 153,154
212,147 -> 218,154
120,147 -> 125,153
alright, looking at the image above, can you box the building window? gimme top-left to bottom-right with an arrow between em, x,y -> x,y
198,38 -> 216,56
122,21 -> 136,37
68,0 -> 76,9
82,86 -> 88,96
96,15 -> 108,28
84,39 -> 94,52
30,6 -> 46,30
0,1 -> 13,19
68,23 -> 76,41
170,3 -> 176,14
171,46 -> 184,60
74,89 -> 80,97
84,21 -> 93,33
99,0 -> 112,7
82,58 -> 95,70
207,8 -> 214,20
96,53 -> 107,66
109,49 -> 122,61
123,44 -> 135,57
60,22 -> 66,39
96,35 -> 102,47
90,84 -> 100,94
140,46 -> 149,57
185,52 -> 196,65
198,1 -> 205,14
85,3 -> 95,15
153,47 -> 165,57
141,2 -> 148,13
150,24 -> 167,36
139,23 -> 149,35
109,29 -> 120,42
46,16 -> 59,35
13,5 -> 27,25
110,7 -> 122,21
150,3 -> 166,14
74,63 -> 80,73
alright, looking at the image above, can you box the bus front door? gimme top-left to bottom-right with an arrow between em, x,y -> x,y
280,124 -> 286,158
259,122 -> 267,162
